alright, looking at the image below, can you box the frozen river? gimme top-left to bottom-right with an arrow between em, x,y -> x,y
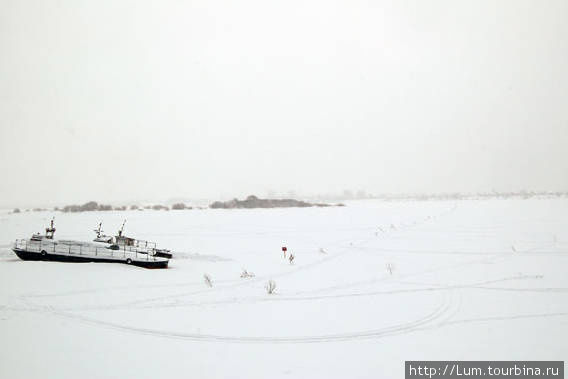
0,198 -> 566,378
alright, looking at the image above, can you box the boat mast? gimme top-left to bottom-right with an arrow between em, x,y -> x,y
45,218 -> 56,239
118,220 -> 126,237
94,222 -> 103,238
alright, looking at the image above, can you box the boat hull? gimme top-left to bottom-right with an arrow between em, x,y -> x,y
12,248 -> 168,269
155,250 -> 173,259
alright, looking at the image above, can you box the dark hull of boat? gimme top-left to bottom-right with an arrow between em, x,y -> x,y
155,251 -> 173,259
12,249 -> 168,269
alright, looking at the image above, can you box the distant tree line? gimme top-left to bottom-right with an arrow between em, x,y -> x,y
172,203 -> 191,210
62,201 -> 113,212
10,201 -> 201,213
55,201 -> 193,213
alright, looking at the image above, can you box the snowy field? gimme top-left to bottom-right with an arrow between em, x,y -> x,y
0,199 -> 567,378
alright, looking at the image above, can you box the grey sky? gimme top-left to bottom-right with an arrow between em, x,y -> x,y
1,0 -> 567,207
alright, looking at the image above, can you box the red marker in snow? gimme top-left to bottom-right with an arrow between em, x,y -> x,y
282,246 -> 287,258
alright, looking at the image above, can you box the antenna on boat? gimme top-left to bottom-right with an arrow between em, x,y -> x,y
45,217 -> 56,239
118,219 -> 126,237
94,222 -> 103,238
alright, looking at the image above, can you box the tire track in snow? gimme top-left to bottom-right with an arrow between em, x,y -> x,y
41,293 -> 568,344
48,292 -> 456,344
61,274 -> 543,311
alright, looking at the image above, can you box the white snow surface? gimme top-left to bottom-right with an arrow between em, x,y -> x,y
0,199 -> 567,378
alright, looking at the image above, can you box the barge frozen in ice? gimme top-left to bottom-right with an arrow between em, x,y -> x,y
12,219 -> 169,269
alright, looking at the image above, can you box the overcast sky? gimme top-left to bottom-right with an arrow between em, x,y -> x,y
1,0 -> 567,207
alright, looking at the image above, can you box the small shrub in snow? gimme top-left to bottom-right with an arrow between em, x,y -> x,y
204,274 -> 213,287
386,263 -> 394,275
288,254 -> 295,265
240,269 -> 255,278
265,280 -> 276,294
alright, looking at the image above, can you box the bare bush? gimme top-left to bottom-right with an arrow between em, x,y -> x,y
240,269 -> 255,278
265,280 -> 276,294
204,274 -> 213,287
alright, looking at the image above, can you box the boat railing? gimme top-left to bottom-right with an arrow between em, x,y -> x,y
13,239 -> 164,262
115,237 -> 157,250
133,239 -> 157,249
